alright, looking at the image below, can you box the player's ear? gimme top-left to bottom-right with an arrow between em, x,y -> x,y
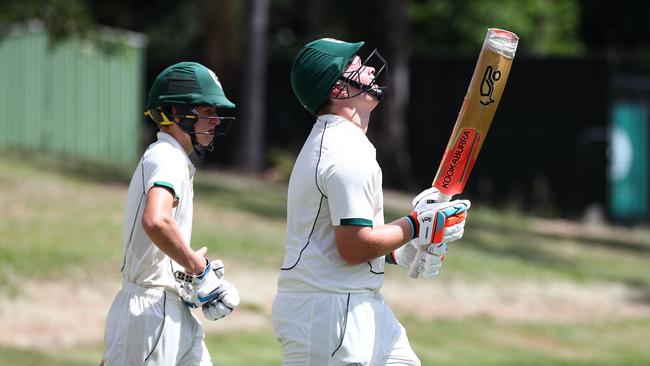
170,105 -> 181,122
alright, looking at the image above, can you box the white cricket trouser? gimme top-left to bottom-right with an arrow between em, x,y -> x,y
272,291 -> 420,366
103,280 -> 212,366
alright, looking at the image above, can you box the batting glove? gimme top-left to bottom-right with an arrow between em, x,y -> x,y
202,279 -> 240,321
405,188 -> 470,247
175,259 -> 226,308
390,241 -> 449,278
412,187 -> 441,207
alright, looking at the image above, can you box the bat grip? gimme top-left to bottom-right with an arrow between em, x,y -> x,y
407,192 -> 452,279
407,250 -> 424,278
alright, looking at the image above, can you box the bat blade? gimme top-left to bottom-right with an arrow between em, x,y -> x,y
408,28 -> 519,278
433,127 -> 482,198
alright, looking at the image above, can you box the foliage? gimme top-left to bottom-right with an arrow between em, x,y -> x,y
0,0 -> 587,59
0,0 -> 94,42
580,0 -> 650,57
409,0 -> 585,57
0,0 -> 142,55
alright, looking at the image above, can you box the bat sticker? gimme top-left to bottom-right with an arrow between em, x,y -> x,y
480,65 -> 502,106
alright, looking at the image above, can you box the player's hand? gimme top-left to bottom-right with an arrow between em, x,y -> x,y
412,187 -> 441,208
175,259 -> 226,308
393,241 -> 448,278
202,279 -> 240,321
406,193 -> 470,246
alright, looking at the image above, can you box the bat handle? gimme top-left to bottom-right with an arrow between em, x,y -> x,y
407,192 -> 452,279
407,250 -> 424,278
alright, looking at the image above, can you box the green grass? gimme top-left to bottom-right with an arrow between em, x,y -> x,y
406,316 -> 650,366
0,345 -> 102,366
2,318 -> 649,366
2,151 -> 648,287
1,151 -> 650,365
208,330 -> 282,366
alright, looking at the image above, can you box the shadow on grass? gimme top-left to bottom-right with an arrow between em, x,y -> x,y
527,229 -> 650,254
470,217 -> 650,255
463,229 -> 579,269
3,148 -> 289,220
626,280 -> 650,306
194,181 -> 287,220
462,222 -> 650,301
2,149 -> 133,184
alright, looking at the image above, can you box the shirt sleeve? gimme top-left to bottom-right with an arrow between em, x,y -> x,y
142,148 -> 186,201
322,154 -> 376,227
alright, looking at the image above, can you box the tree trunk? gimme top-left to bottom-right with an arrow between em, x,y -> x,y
363,0 -> 416,190
202,0 -> 235,87
236,0 -> 270,172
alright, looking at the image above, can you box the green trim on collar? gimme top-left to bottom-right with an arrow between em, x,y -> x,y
340,218 -> 373,227
153,181 -> 180,200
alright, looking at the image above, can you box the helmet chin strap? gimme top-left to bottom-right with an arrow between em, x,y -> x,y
177,113 -> 206,156
189,130 -> 217,152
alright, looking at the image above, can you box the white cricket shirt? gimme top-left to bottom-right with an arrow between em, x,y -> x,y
120,132 -> 195,296
278,114 -> 385,293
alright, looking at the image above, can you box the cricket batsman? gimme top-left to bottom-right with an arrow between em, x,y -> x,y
102,62 -> 240,365
271,38 -> 472,365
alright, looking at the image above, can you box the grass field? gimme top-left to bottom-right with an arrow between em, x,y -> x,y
1,151 -> 649,365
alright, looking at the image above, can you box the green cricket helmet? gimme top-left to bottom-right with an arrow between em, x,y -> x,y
290,38 -> 364,115
146,61 -> 235,116
291,38 -> 388,114
145,62 -> 236,152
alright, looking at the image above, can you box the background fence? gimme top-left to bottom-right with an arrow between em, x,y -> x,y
0,24 -> 146,168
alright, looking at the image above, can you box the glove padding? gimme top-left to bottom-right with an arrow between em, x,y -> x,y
408,187 -> 470,246
394,241 -> 448,278
202,279 -> 240,321
412,186 -> 441,207
175,259 -> 228,308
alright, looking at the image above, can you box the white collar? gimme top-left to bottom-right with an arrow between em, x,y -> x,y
316,113 -> 348,125
316,114 -> 374,150
157,132 -> 194,167
316,114 -> 363,133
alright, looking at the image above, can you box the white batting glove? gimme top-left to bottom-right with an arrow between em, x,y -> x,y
210,259 -> 225,278
202,279 -> 240,321
175,259 -> 226,308
391,241 -> 449,278
406,199 -> 470,247
405,187 -> 469,245
412,187 -> 441,207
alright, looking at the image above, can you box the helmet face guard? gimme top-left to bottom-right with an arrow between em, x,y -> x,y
145,105 -> 235,152
173,106 -> 235,152
335,49 -> 388,102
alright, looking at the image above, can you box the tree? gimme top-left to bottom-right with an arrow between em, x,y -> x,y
408,0 -> 584,57
0,0 -> 94,44
236,0 -> 270,172
201,0 -> 238,88
363,0 -> 416,189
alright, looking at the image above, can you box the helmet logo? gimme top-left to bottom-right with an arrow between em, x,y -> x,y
322,38 -> 345,44
207,69 -> 223,88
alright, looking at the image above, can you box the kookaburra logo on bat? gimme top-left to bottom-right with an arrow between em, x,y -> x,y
480,65 -> 501,106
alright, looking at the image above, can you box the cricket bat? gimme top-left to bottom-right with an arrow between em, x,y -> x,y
408,28 -> 519,278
